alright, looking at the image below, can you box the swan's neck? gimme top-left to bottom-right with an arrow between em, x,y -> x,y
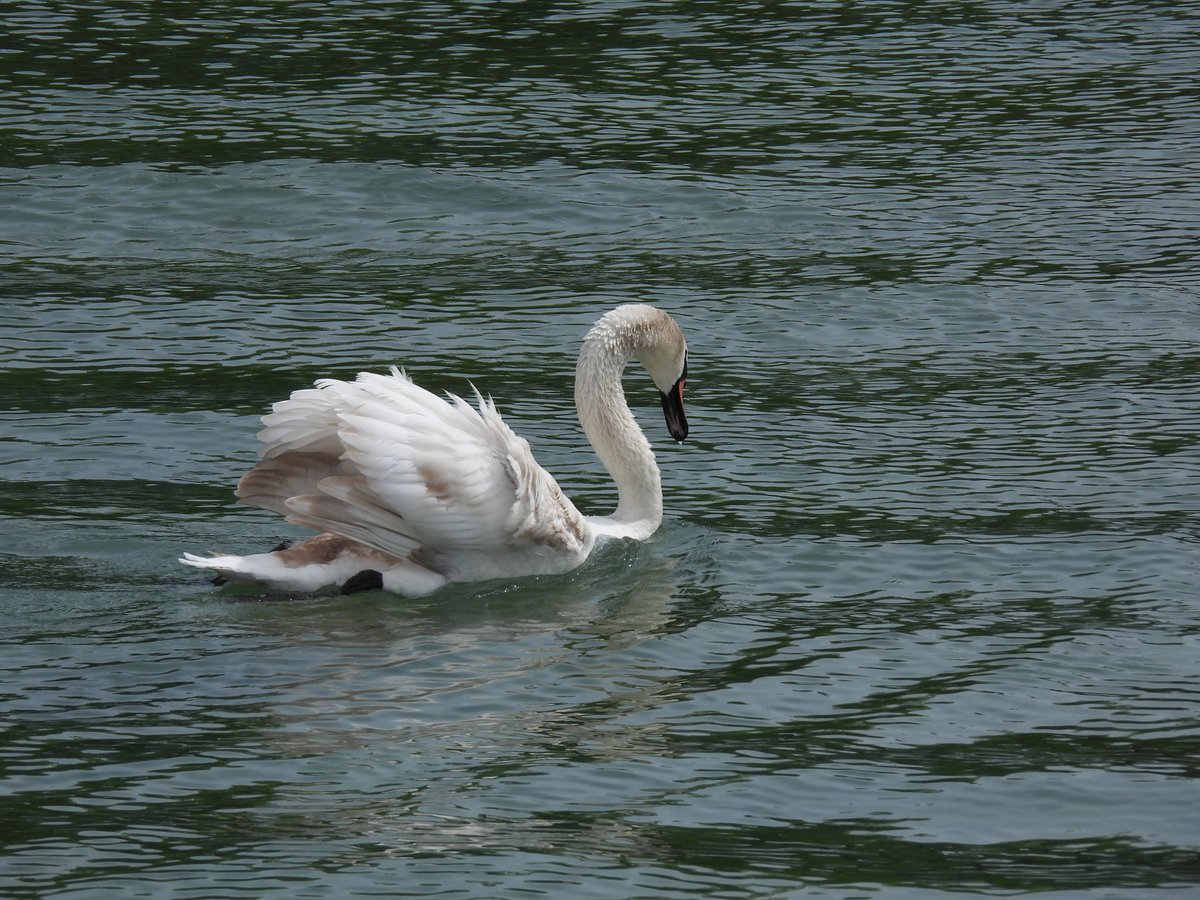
575,331 -> 662,540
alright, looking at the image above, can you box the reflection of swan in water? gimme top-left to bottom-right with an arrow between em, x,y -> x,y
181,305 -> 689,596
251,537 -> 688,769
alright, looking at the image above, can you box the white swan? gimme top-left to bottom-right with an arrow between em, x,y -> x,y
180,304 -> 689,596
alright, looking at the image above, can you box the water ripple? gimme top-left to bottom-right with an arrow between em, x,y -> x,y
3,1 -> 1200,897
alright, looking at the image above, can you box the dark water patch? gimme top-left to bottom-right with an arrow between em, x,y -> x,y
0,362 -> 580,416
778,508 -> 1199,543
659,725 -> 1200,783
0,479 -> 232,520
624,823 -> 1200,893
901,731 -> 1200,780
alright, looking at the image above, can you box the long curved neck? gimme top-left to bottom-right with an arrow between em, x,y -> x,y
575,328 -> 662,540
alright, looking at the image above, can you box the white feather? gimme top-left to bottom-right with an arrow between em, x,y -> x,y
179,305 -> 689,595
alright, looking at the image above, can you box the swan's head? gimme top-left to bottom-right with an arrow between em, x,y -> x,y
647,348 -> 688,443
628,308 -> 689,444
581,304 -> 690,443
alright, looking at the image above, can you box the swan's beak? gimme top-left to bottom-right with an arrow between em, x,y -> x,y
660,375 -> 688,443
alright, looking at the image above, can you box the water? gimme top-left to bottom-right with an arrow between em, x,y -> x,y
3,1 -> 1199,896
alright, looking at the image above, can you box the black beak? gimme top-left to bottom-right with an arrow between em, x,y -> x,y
660,373 -> 688,443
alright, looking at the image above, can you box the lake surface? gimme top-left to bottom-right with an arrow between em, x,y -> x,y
2,1 -> 1199,896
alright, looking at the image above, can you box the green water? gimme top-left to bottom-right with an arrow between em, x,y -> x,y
3,1 -> 1199,897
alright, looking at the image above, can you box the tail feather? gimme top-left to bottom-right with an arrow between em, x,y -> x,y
178,551 -> 258,583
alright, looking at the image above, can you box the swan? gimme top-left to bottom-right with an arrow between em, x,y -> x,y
179,304 -> 689,596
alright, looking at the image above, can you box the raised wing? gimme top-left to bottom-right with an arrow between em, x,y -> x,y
237,368 -> 589,562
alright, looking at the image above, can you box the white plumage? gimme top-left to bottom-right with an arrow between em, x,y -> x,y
180,304 -> 689,596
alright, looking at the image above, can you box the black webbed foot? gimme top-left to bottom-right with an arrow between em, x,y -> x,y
340,569 -> 384,595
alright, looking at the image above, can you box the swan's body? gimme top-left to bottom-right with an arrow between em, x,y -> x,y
179,305 -> 689,596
